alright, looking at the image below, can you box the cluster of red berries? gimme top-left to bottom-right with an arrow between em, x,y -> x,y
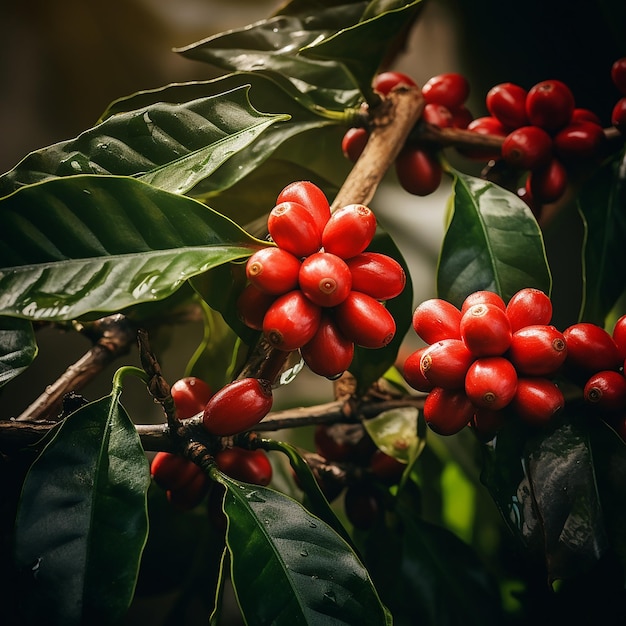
611,58 -> 626,134
236,180 -> 406,379
312,422 -> 406,530
150,377 -> 273,510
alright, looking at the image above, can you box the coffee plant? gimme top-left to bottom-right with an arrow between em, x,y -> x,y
1,1 -> 626,625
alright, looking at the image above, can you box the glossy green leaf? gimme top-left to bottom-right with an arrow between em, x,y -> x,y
0,86 -> 285,198
437,170 -> 552,308
0,175 -> 265,321
578,149 -> 626,325
13,392 -> 150,626
213,471 -> 391,626
0,316 -> 37,386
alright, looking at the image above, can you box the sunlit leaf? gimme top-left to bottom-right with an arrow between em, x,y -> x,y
362,406 -> 423,464
0,316 -> 37,386
13,392 -> 150,626
0,175 -> 265,321
437,170 -> 552,308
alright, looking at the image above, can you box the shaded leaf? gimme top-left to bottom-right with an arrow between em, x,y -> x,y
0,86 -> 285,198
437,170 -> 552,308
213,471 -> 391,626
578,149 -> 626,325
13,393 -> 150,626
0,175 -> 265,321
0,316 -> 37,386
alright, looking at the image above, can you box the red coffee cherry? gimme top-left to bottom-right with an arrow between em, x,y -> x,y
341,127 -> 369,163
464,116 -> 508,159
412,298 -> 462,343
335,291 -> 396,349
202,377 -> 273,436
506,287 -> 552,332
423,103 -> 454,128
419,339 -> 474,389
372,71 -> 418,95
563,322 -> 623,374
525,79 -> 575,131
465,357 -> 518,410
423,387 -> 475,436
460,303 -> 512,357
422,73 -> 470,110
300,314 -> 354,379
151,451 -> 204,492
314,423 -> 376,464
502,126 -> 553,170
395,146 -> 443,196
460,290 -> 506,315
263,290 -> 321,351
611,97 -> 626,134
167,471 -> 209,511
583,370 -> 626,412
246,247 -> 301,295
267,201 -> 322,257
485,82 -> 529,129
526,157 -> 568,204
276,180 -> 331,236
611,57 -> 626,95
612,315 -> 626,359
554,121 -> 606,162
322,204 -> 377,259
298,252 -> 352,307
369,449 -> 406,485
571,108 -> 602,125
471,407 -> 507,440
171,376 -> 214,420
508,324 -> 568,376
402,347 -> 436,393
215,447 -> 273,486
236,284 -> 276,331
451,105 -> 474,129
344,483 -> 381,530
345,252 -> 406,301
512,378 -> 564,426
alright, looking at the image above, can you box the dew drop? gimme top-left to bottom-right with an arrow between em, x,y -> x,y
323,590 -> 337,604
300,548 -> 309,557
307,520 -> 317,528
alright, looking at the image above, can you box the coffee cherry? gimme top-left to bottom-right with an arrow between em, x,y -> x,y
486,82 -> 529,129
465,357 -> 518,410
276,180 -> 331,236
341,127 -> 369,163
527,157 -> 568,204
451,105 -> 474,129
460,290 -> 506,314
423,103 -> 454,128
412,298 -> 462,343
422,73 -> 470,110
464,116 -> 508,159
512,378 -> 564,426
202,377 -> 273,436
369,449 -> 406,485
263,290 -> 321,351
373,71 -> 417,95
612,97 -> 626,134
612,315 -> 626,359
215,447 -> 273,486
460,303 -> 512,357
167,471 -> 210,511
419,339 -> 474,389
395,146 -> 443,196
471,407 -> 507,440
571,108 -> 602,125
322,204 -> 377,259
563,322 -> 623,374
403,347 -> 436,393
300,314 -> 354,378
344,483 -> 380,530
236,284 -> 276,331
584,370 -> 626,412
502,126 -> 553,170
170,376 -> 214,420
611,57 -> 626,95
268,201 -> 322,257
554,121 -> 606,162
314,423 -> 376,464
151,452 -> 203,492
246,247 -> 301,295
505,287 -> 552,332
525,79 -> 575,131
335,291 -> 396,349
345,252 -> 406,301
423,387 -> 475,436
508,325 -> 567,376
298,252 -> 352,307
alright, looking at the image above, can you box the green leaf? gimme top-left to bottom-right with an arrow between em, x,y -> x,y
0,86 -> 285,198
0,175 -> 265,321
437,170 -> 552,308
13,393 -> 150,626
0,316 -> 37,386
362,406 -> 424,464
578,149 -> 626,325
213,471 -> 391,626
